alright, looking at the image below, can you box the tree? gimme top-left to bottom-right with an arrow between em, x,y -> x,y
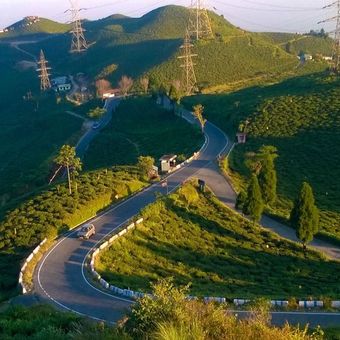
192,104 -> 207,131
87,107 -> 106,119
257,146 -> 278,204
243,174 -> 264,223
137,156 -> 155,180
290,182 -> 319,251
95,79 -> 112,98
140,77 -> 149,94
54,145 -> 82,194
169,80 -> 182,104
235,190 -> 247,210
246,145 -> 278,205
119,75 -> 134,97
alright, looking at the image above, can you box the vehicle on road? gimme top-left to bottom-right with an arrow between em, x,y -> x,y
77,224 -> 96,239
92,122 -> 101,130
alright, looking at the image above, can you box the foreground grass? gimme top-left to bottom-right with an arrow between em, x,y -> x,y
84,97 -> 204,170
97,183 -> 340,299
184,73 -> 340,243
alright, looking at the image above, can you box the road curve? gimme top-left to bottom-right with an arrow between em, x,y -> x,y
34,110 -> 229,323
34,109 -> 340,327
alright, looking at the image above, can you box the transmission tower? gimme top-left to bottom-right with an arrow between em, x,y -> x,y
188,0 -> 213,40
178,30 -> 198,96
319,0 -> 340,73
68,0 -> 88,53
37,50 -> 51,91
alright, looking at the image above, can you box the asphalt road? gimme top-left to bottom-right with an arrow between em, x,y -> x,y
76,98 -> 120,158
34,108 -> 340,327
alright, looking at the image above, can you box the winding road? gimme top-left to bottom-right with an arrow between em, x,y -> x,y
34,103 -> 340,328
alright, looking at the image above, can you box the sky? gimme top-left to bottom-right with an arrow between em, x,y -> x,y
0,0 -> 335,33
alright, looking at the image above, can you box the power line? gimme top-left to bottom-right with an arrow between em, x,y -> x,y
67,0 -> 88,53
212,0 -> 322,13
319,0 -> 340,73
37,50 -> 52,91
178,29 -> 198,95
188,0 -> 214,40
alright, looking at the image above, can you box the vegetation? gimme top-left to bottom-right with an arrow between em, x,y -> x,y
137,156 -> 156,180
184,73 -> 340,243
97,182 -> 340,299
193,104 -> 207,131
54,145 -> 82,194
0,166 -> 146,301
87,106 -> 106,119
291,182 -> 320,250
83,97 -> 204,170
0,18 -> 70,39
0,304 -> 127,339
243,174 -> 264,223
124,278 -> 319,340
0,288 -> 328,340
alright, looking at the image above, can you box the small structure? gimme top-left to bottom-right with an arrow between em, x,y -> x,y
51,76 -> 72,92
323,56 -> 333,61
102,89 -> 120,99
236,132 -> 247,144
160,154 -> 177,173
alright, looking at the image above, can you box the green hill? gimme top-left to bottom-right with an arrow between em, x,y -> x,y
0,17 -> 70,39
21,5 -> 324,92
261,32 -> 333,56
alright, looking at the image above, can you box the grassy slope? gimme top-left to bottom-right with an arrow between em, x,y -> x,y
0,18 -> 70,39
183,73 -> 340,242
260,32 -> 333,56
21,5 -> 321,91
0,166 -> 145,302
97,183 -> 340,299
84,97 -> 204,170
0,44 -> 84,210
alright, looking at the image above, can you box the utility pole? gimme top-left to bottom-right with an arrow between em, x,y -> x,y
178,30 -> 198,96
319,0 -> 340,73
68,0 -> 88,53
37,50 -> 51,91
188,0 -> 213,40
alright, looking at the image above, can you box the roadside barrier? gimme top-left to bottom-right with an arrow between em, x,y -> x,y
19,238 -> 47,294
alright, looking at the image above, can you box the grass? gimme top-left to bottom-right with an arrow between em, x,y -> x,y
0,43 -> 85,211
96,182 -> 340,299
183,72 -> 340,243
83,97 -> 204,170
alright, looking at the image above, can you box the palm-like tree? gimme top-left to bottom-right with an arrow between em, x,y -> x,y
54,145 -> 82,194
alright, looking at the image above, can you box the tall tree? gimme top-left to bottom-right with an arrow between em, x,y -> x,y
258,146 -> 278,204
119,75 -> 134,97
140,77 -> 149,94
290,182 -> 319,251
192,104 -> 207,131
243,174 -> 264,223
137,156 -> 155,180
246,145 -> 278,205
54,145 -> 82,194
95,79 -> 112,98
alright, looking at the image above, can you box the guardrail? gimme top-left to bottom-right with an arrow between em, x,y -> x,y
88,218 -> 340,310
19,238 -> 47,294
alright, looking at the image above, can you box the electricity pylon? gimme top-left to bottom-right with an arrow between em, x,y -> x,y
37,50 -> 51,91
178,30 -> 198,96
319,0 -> 340,73
68,0 -> 88,53
188,0 -> 213,40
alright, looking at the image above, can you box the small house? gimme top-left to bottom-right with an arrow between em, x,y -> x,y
51,76 -> 72,92
160,154 -> 177,173
236,132 -> 247,144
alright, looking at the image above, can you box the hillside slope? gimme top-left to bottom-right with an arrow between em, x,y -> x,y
20,5 -> 322,91
0,17 -> 70,39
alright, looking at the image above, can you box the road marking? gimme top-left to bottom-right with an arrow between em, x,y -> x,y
37,115 -> 263,322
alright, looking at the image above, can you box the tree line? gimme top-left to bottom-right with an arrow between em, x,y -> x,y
236,145 -> 320,251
